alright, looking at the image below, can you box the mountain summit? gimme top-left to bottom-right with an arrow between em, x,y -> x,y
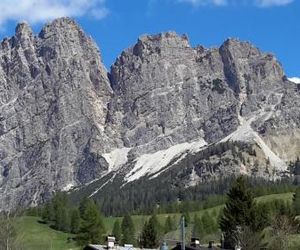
0,18 -> 299,210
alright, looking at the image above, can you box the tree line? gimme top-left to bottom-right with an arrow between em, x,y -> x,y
24,174 -> 300,249
37,193 -> 140,247
38,194 -> 105,246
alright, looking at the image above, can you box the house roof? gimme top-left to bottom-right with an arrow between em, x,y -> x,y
84,245 -> 157,250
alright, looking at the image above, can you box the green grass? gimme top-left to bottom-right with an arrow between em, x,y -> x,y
255,192 -> 293,203
288,234 -> 300,250
17,192 -> 294,250
16,216 -> 80,250
102,192 -> 295,245
103,192 -> 294,234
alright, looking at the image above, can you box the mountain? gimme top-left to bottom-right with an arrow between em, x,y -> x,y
0,17 -> 299,210
0,18 -> 112,209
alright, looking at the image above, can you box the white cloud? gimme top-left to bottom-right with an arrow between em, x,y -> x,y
0,0 -> 108,29
178,0 -> 294,7
288,77 -> 300,84
256,0 -> 294,7
178,0 -> 227,6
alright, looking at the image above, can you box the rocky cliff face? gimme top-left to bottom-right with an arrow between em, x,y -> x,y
0,18 -> 299,210
0,18 -> 112,209
107,32 -> 239,156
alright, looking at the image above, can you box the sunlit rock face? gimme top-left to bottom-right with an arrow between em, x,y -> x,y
0,18 -> 299,209
0,18 -> 112,209
107,32 -> 239,156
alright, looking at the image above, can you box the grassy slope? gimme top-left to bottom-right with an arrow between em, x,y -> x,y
17,192 -> 294,250
16,216 -> 80,250
255,192 -> 293,203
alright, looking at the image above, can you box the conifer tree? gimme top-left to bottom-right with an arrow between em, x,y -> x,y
112,220 -> 122,243
56,206 -> 70,232
294,157 -> 300,175
79,197 -> 90,217
182,211 -> 190,227
164,216 -> 174,233
42,201 -> 55,223
251,203 -> 270,231
55,193 -> 71,231
77,199 -> 105,246
121,214 -> 135,245
140,215 -> 159,248
219,176 -> 255,249
70,208 -> 81,234
293,186 -> 300,215
150,213 -> 163,238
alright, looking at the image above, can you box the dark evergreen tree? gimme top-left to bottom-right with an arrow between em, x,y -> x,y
182,211 -> 190,227
277,200 -> 293,217
293,186 -> 300,215
251,203 -> 271,231
150,214 -> 163,239
219,176 -> 255,249
294,157 -> 300,175
164,216 -> 174,233
56,206 -> 71,232
77,199 -> 105,246
79,197 -> 90,217
140,215 -> 159,248
70,208 -> 81,234
121,214 -> 135,245
51,192 -> 71,232
42,201 -> 55,223
112,220 -> 122,243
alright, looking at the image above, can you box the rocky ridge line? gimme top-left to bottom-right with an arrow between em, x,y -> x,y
0,18 -> 299,209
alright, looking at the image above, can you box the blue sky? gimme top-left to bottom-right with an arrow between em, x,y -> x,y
0,0 -> 299,79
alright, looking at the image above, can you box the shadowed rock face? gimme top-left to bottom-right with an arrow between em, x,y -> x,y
0,18 -> 299,209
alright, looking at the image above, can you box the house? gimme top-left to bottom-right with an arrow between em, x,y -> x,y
170,238 -> 224,250
84,237 -> 157,250
107,236 -> 116,248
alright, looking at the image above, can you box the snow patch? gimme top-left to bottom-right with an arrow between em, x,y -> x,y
289,77 -> 300,84
125,139 -> 207,183
88,147 -> 131,197
102,147 -> 131,171
62,183 -> 74,192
